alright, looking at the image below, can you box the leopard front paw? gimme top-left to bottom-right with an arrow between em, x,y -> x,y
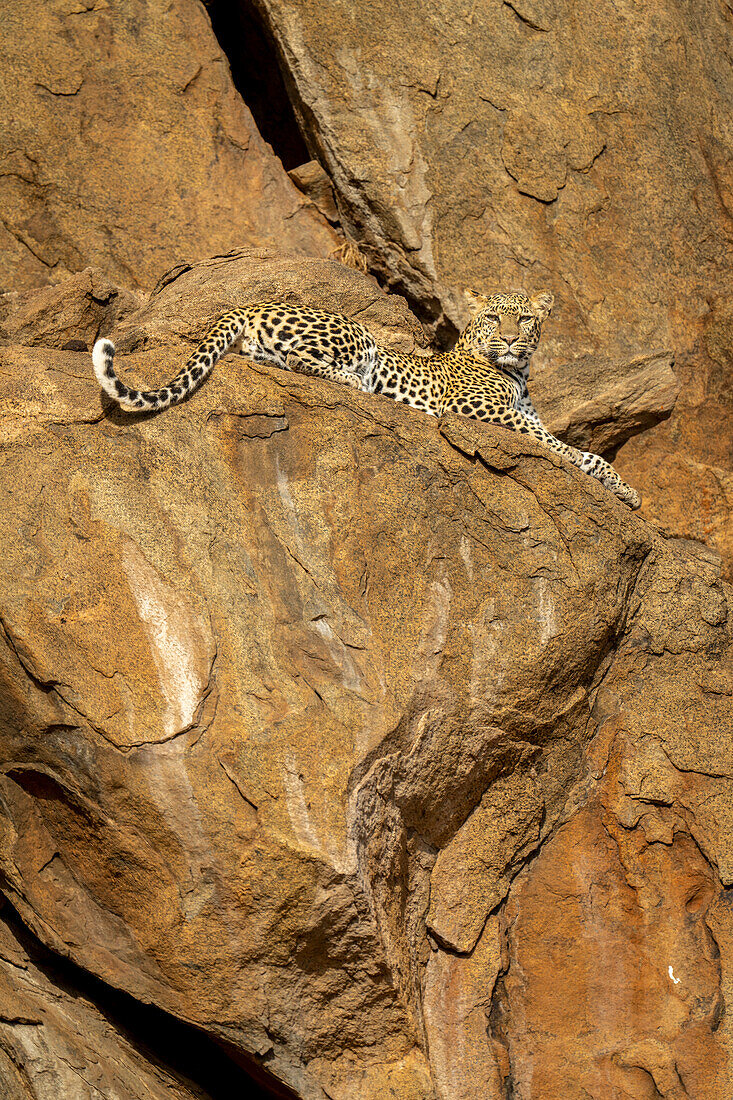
624,486 -> 642,510
606,477 -> 641,510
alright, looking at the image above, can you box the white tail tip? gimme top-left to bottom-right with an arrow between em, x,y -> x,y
92,338 -> 125,404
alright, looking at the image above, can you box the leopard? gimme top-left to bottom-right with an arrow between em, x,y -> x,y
92,291 -> 640,509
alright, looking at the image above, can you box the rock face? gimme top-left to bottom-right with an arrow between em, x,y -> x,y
0,268 -> 142,352
1,258 -> 732,1097
2,0 -> 733,1093
0,903 -> 286,1100
108,249 -> 428,360
0,909 -> 201,1100
3,0 -> 730,570
0,0 -> 338,295
254,0 -> 733,573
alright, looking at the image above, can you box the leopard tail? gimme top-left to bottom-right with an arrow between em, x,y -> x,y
92,311 -> 248,413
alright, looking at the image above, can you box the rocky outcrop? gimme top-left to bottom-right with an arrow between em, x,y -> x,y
108,250 -> 428,360
0,268 -> 141,352
253,0 -> 733,574
0,260 -> 731,1097
0,0 -> 338,295
2,0 -> 733,1091
3,0 -> 729,573
0,903 -> 287,1099
532,347 -> 678,456
254,0 -> 730,343
0,909 -> 201,1100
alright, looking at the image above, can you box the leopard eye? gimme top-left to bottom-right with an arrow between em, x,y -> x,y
487,314 -> 500,323
519,315 -> 534,324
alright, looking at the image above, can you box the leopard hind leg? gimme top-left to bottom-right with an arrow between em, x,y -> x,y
234,334 -> 363,389
284,350 -> 363,389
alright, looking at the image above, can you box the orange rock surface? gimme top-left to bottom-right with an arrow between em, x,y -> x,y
257,0 -> 733,576
0,256 -> 731,1097
1,0 -> 732,1094
0,0 -> 338,294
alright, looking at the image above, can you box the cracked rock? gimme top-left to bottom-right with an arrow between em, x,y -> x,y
252,0 -> 733,574
1,258 -> 732,1097
0,0 -> 339,294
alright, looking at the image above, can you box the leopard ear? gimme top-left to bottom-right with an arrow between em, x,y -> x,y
531,291 -> 554,321
464,289 -> 490,316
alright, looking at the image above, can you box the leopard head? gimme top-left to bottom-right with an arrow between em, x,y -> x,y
455,290 -> 554,370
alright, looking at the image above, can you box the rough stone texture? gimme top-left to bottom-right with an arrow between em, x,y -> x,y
1,262 -> 732,1097
289,163 -> 341,226
254,0 -> 733,573
109,249 -> 429,360
0,268 -> 141,353
0,905 -> 291,1100
0,909 -> 205,1100
534,347 -> 679,456
0,0 -> 338,295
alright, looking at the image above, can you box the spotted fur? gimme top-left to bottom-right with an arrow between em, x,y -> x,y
92,293 -> 640,509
